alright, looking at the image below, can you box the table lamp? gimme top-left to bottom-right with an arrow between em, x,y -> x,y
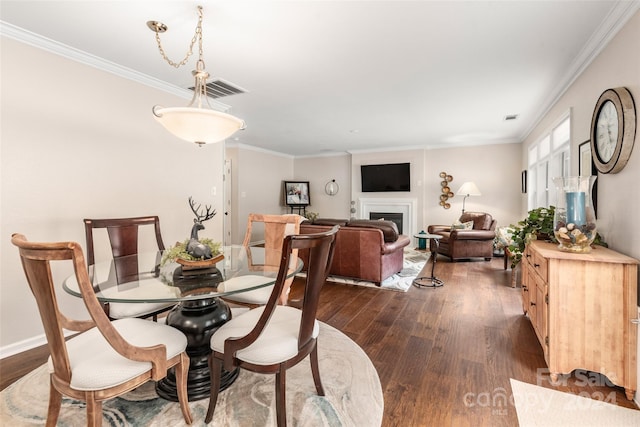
457,182 -> 481,214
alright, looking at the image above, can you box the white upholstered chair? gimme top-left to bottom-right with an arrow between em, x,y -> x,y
11,233 -> 192,427
205,226 -> 339,427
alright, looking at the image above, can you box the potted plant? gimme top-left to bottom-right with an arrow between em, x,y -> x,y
507,206 -> 556,268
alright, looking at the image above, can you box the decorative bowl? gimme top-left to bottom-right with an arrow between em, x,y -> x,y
176,253 -> 224,270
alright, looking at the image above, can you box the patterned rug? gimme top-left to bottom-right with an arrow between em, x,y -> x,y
316,248 -> 429,292
0,323 -> 383,427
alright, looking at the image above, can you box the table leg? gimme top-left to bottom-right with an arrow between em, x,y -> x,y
412,238 -> 444,288
156,297 -> 239,402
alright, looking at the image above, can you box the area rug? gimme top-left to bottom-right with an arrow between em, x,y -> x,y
301,249 -> 429,293
511,379 -> 640,426
0,323 -> 383,427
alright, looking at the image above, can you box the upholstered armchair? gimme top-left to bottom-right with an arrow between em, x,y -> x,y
427,212 -> 497,261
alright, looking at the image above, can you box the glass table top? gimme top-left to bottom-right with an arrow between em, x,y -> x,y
63,245 -> 302,303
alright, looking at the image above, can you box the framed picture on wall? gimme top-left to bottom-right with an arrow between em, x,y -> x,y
284,181 -> 311,206
579,140 -> 594,176
578,140 -> 598,215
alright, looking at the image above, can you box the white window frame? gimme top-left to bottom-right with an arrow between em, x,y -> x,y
527,113 -> 571,210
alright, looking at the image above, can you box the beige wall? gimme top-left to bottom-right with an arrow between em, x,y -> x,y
424,143 -> 522,229
1,38 -> 225,352
227,145 -> 294,244
294,154 -> 352,219
295,145 -> 522,233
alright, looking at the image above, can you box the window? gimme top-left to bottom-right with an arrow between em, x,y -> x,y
527,115 -> 570,210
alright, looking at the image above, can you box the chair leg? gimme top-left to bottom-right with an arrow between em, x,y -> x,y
275,370 -> 287,427
205,356 -> 223,423
85,393 -> 102,427
46,382 -> 62,427
310,343 -> 325,396
176,353 -> 193,425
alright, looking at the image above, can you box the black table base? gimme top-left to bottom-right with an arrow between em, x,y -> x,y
156,267 -> 239,402
413,237 -> 444,289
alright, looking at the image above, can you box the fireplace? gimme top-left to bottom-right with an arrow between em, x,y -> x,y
369,212 -> 403,234
358,198 -> 417,238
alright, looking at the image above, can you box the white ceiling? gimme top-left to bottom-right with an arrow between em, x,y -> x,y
1,1 -> 638,156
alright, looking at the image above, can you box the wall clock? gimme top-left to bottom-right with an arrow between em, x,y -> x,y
590,87 -> 636,174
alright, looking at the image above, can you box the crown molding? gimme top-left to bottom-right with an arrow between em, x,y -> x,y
226,141 -> 296,159
0,21 -> 232,113
519,1 -> 640,141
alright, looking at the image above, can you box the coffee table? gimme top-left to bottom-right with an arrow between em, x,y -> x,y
412,233 -> 444,288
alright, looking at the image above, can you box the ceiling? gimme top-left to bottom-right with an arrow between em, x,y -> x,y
1,1 -> 638,157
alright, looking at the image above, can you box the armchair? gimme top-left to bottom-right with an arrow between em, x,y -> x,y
428,212 -> 497,261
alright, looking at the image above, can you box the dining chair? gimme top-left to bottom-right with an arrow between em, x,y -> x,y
205,225 -> 339,427
84,216 -> 175,320
223,213 -> 304,307
11,233 -> 193,427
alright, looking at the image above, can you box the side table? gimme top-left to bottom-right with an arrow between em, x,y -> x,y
412,233 -> 444,288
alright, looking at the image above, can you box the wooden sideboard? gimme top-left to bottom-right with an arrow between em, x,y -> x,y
521,240 -> 639,400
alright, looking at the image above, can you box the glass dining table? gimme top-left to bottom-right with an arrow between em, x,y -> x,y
63,245 -> 302,402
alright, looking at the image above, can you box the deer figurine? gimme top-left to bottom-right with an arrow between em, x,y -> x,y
187,197 -> 217,259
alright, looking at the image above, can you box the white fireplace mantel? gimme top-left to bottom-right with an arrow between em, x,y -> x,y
358,198 -> 418,238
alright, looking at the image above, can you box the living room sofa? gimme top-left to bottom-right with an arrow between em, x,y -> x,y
298,218 -> 411,284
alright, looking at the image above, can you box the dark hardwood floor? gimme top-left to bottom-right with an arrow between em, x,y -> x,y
1,255 -> 638,426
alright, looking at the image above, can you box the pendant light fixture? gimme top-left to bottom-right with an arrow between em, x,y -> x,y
148,6 -> 245,146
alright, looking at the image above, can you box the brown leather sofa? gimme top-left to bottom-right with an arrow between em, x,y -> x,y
299,218 -> 411,284
427,212 -> 497,261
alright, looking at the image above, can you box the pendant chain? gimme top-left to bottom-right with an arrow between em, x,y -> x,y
154,6 -> 204,69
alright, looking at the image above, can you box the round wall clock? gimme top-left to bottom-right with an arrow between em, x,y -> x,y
590,87 -> 636,174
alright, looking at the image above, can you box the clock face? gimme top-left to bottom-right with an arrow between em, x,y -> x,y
595,100 -> 618,163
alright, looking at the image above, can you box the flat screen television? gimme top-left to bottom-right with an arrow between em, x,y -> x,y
361,163 -> 410,192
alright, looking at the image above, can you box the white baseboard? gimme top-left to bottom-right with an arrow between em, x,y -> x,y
0,330 -> 74,359
0,334 -> 48,359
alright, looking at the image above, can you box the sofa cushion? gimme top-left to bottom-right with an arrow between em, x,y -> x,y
346,219 -> 399,242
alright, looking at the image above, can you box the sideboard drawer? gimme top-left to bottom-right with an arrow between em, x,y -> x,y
530,248 -> 548,282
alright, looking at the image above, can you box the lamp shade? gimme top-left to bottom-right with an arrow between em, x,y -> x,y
457,182 -> 482,196
153,106 -> 245,145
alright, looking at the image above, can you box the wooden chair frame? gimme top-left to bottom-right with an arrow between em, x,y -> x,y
84,216 -> 173,320
227,213 -> 304,306
11,233 -> 192,427
206,226 -> 338,427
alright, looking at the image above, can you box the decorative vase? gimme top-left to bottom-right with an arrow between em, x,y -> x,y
552,176 -> 597,253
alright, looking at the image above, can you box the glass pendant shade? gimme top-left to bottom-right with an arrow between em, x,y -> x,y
149,7 -> 244,146
153,106 -> 244,145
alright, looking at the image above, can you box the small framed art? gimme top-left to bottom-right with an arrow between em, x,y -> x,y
578,140 -> 598,215
284,181 -> 311,206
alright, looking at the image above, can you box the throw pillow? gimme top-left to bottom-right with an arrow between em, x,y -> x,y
451,220 -> 474,230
